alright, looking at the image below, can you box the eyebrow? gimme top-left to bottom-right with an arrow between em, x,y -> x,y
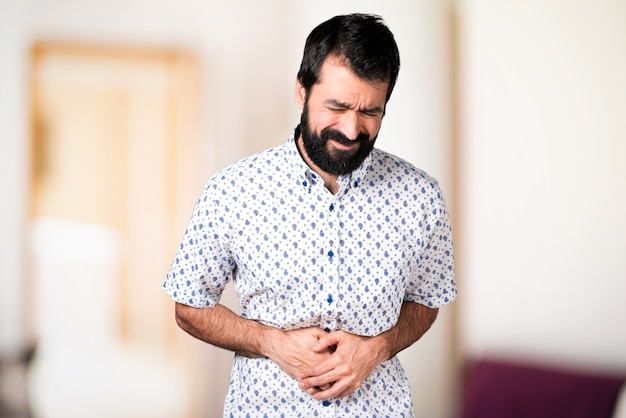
325,99 -> 384,115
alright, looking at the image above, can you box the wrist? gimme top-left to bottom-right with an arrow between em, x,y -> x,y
372,328 -> 396,362
257,325 -> 285,360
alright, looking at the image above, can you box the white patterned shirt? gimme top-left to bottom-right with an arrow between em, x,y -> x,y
163,130 -> 457,418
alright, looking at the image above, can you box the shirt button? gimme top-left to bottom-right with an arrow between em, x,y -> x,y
322,400 -> 331,407
329,203 -> 334,211
327,250 -> 334,259
327,294 -> 333,304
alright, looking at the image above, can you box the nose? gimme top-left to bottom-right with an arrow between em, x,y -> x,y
338,111 -> 361,140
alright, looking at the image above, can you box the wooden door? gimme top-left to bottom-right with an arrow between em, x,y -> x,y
29,43 -> 204,418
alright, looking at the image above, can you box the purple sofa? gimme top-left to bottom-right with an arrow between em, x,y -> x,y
459,358 -> 626,418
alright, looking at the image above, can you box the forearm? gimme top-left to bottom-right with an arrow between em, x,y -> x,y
175,302 -> 280,358
376,301 -> 439,361
175,302 -> 334,380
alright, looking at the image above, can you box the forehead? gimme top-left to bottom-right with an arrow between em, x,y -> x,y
310,58 -> 389,107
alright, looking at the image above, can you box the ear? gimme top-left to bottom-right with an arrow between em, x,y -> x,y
294,78 -> 306,110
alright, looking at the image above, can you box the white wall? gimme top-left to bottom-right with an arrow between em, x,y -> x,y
456,0 -> 626,370
0,0 -> 30,354
0,1 -> 456,417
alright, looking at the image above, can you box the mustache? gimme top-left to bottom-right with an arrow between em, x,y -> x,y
320,128 -> 370,146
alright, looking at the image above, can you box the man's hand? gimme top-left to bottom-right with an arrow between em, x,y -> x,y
297,330 -> 386,400
297,302 -> 439,400
175,300 -> 437,400
264,327 -> 334,382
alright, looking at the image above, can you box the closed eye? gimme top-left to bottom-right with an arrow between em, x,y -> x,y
324,100 -> 383,117
325,100 -> 351,112
361,109 -> 383,118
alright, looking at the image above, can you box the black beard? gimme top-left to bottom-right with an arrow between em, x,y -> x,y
299,104 -> 376,176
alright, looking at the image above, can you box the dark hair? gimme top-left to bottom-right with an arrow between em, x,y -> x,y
297,13 -> 400,104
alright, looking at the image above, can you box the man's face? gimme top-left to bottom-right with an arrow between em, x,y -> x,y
296,57 -> 388,177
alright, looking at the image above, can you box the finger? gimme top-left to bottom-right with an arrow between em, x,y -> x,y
304,382 -> 332,396
305,387 -> 320,396
311,380 -> 348,401
298,373 -> 333,391
298,377 -> 317,391
312,331 -> 341,352
300,356 -> 337,381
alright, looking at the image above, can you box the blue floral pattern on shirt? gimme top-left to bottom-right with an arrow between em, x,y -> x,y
163,132 -> 457,417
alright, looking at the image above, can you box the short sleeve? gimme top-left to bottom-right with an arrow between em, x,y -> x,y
404,183 -> 457,308
162,182 -> 236,308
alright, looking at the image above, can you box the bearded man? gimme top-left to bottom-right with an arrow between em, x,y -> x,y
163,13 -> 457,418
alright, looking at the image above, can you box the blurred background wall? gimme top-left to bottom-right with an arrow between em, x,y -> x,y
455,0 -> 626,369
0,0 -> 625,417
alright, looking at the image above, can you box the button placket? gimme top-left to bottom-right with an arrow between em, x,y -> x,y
320,195 -> 341,331
318,399 -> 336,418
